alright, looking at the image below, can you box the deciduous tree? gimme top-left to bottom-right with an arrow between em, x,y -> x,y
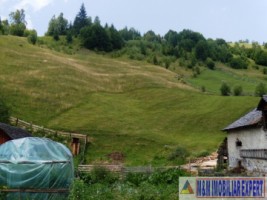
9,9 -> 27,36
80,23 -> 111,51
46,13 -> 68,38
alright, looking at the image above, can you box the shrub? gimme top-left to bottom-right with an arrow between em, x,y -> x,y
252,64 -> 259,70
255,50 -> 267,66
153,55 -> 159,65
91,167 -> 118,184
79,172 -> 93,185
229,57 -> 248,69
201,86 -> 206,93
255,83 -> 267,97
68,179 -> 86,200
233,85 -> 243,96
82,167 -> 119,185
66,31 -> 73,44
27,30 -> 37,45
206,57 -> 215,70
168,146 -> 189,164
148,168 -> 187,185
164,59 -> 171,69
194,66 -> 201,75
220,82 -> 231,96
125,172 -> 149,186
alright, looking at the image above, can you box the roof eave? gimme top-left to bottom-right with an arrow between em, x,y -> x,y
222,123 -> 261,132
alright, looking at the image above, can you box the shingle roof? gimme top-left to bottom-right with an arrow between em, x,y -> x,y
0,123 -> 31,139
257,95 -> 267,110
223,108 -> 262,131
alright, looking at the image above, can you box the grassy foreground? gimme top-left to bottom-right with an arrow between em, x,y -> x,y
0,36 -> 259,165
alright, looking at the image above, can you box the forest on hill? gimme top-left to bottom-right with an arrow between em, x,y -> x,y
2,4 -> 267,82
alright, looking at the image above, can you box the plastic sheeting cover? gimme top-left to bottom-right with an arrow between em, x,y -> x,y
0,137 -> 74,200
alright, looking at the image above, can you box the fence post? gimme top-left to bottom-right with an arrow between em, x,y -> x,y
30,122 -> 33,132
16,118 -> 18,126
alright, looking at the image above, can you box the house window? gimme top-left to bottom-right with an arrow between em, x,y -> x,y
236,139 -> 242,147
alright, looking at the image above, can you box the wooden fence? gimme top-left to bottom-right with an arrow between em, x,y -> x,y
78,165 -> 124,173
10,117 -> 87,142
78,164 -> 182,174
9,117 -> 88,162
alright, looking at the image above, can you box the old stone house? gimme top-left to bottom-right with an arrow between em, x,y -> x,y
223,95 -> 267,174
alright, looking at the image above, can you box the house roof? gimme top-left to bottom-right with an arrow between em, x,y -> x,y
257,95 -> 267,110
0,123 -> 31,139
222,108 -> 262,131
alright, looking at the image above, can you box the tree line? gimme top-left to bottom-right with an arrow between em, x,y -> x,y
44,3 -> 267,73
0,9 -> 37,44
2,4 -> 267,73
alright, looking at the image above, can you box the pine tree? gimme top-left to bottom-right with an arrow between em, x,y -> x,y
73,3 -> 90,36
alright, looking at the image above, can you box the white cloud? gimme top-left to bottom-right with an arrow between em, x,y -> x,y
25,14 -> 33,29
0,0 -> 7,6
0,0 -> 8,13
14,0 -> 54,12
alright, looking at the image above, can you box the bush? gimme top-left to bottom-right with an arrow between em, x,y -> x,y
194,66 -> 201,75
233,85 -> 243,96
125,172 -> 149,186
220,82 -> 231,96
148,168 -> 187,185
252,64 -> 259,70
66,31 -> 73,44
206,57 -> 215,70
229,57 -> 248,69
68,179 -> 86,200
255,83 -> 267,97
153,55 -> 159,65
27,30 -> 37,45
168,146 -> 189,164
80,167 -> 119,185
201,86 -> 206,93
72,168 -> 190,199
255,50 -> 267,66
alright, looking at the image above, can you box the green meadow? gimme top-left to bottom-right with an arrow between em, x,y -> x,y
0,36 -> 259,165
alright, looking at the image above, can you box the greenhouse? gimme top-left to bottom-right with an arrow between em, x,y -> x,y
0,137 -> 74,200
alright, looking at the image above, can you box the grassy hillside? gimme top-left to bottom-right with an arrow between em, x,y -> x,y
0,36 -> 259,165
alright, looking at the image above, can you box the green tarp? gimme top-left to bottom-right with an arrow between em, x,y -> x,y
0,137 -> 74,200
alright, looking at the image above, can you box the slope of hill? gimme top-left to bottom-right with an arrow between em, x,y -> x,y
0,36 -> 259,165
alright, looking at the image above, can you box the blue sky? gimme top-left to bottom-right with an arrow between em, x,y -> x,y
1,0 -> 267,43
